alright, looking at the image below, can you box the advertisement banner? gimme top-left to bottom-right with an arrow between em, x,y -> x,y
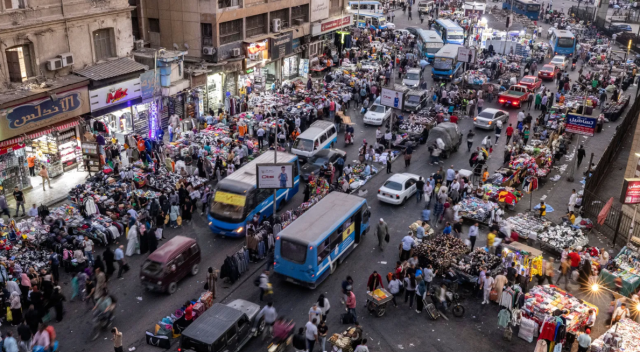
140,70 -> 160,100
89,78 -> 142,112
310,0 -> 330,22
311,15 -> 353,36
270,31 -> 293,61
457,47 -> 476,63
256,163 -> 294,189
0,86 -> 90,141
380,88 -> 403,109
299,59 -> 309,76
621,178 -> 640,204
565,113 -> 597,136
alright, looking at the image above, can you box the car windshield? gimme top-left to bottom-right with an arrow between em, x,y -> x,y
293,138 -> 314,151
477,111 -> 496,119
369,105 -> 385,113
406,73 -> 420,80
448,31 -> 464,39
521,77 -> 534,83
551,58 -> 564,64
308,156 -> 329,165
209,191 -> 246,223
383,180 -> 403,191
141,260 -> 164,275
408,95 -> 421,103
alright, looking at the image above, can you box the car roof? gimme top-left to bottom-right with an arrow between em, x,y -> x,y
551,56 -> 566,60
386,173 -> 418,183
407,68 -> 421,73
313,148 -> 345,157
147,236 -> 196,263
479,108 -> 503,114
181,303 -> 245,345
541,64 -> 555,69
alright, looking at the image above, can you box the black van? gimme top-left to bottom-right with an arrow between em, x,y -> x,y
180,300 -> 264,352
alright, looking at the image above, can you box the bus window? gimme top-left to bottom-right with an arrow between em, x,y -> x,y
317,237 -> 331,265
351,3 -> 359,9
361,205 -> 370,223
557,37 -> 574,47
329,228 -> 343,250
319,133 -> 327,144
372,17 -> 379,26
281,240 -> 307,263
210,191 -> 247,222
255,189 -> 271,206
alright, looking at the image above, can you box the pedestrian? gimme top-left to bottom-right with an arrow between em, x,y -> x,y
416,177 -> 425,202
468,222 -> 479,250
376,218 -> 389,251
83,235 -> 95,266
12,187 -> 25,217
345,290 -> 358,323
506,124 -> 514,144
494,120 -> 502,143
112,327 -> 124,352
115,245 -> 128,279
367,271 -> 384,292
0,194 -> 9,219
355,339 -> 369,352
526,93 -> 534,109
568,189 -> 578,212
206,267 -> 218,299
611,304 -> 630,327
3,331 -> 17,352
577,329 -> 592,352
466,129 -> 475,152
577,145 -> 586,168
388,274 -> 403,307
257,302 -> 277,337
317,294 -> 330,322
318,320 -> 329,352
481,273 -> 495,304
400,232 -> 415,261
39,165 -> 52,191
50,286 -> 66,322
259,270 -> 270,301
403,273 -> 417,309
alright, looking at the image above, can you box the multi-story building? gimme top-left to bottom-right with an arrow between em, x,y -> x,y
133,0 -> 353,113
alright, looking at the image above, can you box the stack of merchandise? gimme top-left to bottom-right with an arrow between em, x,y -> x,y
590,318 -> 640,352
522,285 -> 597,332
482,184 -> 523,206
458,197 -> 499,224
339,164 -> 379,191
502,213 -> 551,240
414,235 -> 469,272
328,329 -> 356,352
465,70 -> 489,85
147,167 -> 208,192
538,224 -> 589,252
453,248 -> 503,279
398,121 -> 426,135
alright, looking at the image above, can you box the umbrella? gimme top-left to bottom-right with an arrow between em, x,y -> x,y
597,197 -> 614,225
533,204 -> 555,213
419,59 -> 429,68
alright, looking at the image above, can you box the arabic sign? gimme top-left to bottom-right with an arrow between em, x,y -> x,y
621,178 -> 640,204
380,88 -> 404,109
311,15 -> 353,36
256,163 -> 294,189
565,113 -> 597,136
0,87 -> 89,141
89,78 -> 141,112
270,31 -> 294,60
140,70 -> 160,100
310,0 -> 330,22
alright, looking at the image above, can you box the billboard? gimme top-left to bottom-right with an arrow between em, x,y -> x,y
621,178 -> 640,204
256,163 -> 294,189
310,0 -> 330,22
380,88 -> 404,109
565,113 -> 597,136
457,47 -> 476,63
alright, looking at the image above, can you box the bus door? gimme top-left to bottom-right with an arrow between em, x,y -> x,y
354,211 -> 362,244
372,17 -> 379,29
366,17 -> 372,28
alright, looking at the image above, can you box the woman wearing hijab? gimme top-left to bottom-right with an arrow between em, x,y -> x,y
103,247 -> 115,278
182,196 -> 194,222
197,156 -> 206,178
200,188 -> 211,216
126,223 -> 140,256
147,225 -> 159,253
9,291 -> 21,325
49,286 -> 66,322
139,224 -> 149,255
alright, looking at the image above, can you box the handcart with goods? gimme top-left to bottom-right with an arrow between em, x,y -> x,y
365,288 -> 393,317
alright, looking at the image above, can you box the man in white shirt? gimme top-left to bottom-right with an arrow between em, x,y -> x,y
127,206 -> 138,220
568,189 -> 578,212
517,110 -> 525,123
308,303 -> 322,323
354,339 -> 369,352
257,302 -> 277,336
468,223 -> 479,250
400,232 -> 415,261
305,319 -> 318,352
611,304 -> 630,326
27,204 -> 38,217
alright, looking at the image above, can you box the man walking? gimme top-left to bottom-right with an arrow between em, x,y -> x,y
0,194 -> 9,219
577,145 -> 586,168
468,222 -> 479,250
568,189 -> 578,212
446,165 -> 455,186
466,129 -> 475,152
115,245 -> 128,279
305,319 -> 318,352
83,235 -> 95,266
257,302 -> 277,338
416,177 -> 425,202
12,187 -> 25,217
505,124 -> 514,144
376,218 -> 389,251
577,329 -> 592,352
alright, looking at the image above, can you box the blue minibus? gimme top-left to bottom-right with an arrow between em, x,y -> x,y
549,29 -> 576,57
347,1 -> 384,14
274,192 -> 370,288
431,19 -> 465,45
432,44 -> 463,80
355,13 -> 390,30
207,151 -> 300,237
502,0 -> 540,20
416,29 -> 444,61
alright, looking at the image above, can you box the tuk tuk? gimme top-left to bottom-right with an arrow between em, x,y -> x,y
403,89 -> 429,112
426,122 -> 462,158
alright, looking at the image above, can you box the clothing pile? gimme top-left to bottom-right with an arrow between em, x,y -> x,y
590,318 -> 640,352
538,224 -> 588,252
502,213 -> 552,240
219,248 -> 250,284
146,166 -> 208,192
453,248 -> 503,278
457,197 -> 499,224
522,285 -> 595,332
414,235 -> 469,273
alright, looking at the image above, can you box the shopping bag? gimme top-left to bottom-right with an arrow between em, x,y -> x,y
6,307 -> 12,322
164,215 -> 170,225
177,216 -> 182,226
503,326 -> 513,341
490,290 -> 499,302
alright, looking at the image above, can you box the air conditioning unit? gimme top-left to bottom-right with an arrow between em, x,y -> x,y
231,48 -> 241,57
272,18 -> 281,33
203,46 -> 216,55
46,58 -> 63,71
134,40 -> 145,50
294,18 -> 304,26
58,53 -> 74,67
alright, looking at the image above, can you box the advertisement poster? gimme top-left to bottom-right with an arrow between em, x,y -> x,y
299,59 -> 309,76
621,178 -> 640,204
380,88 -> 403,109
565,113 -> 597,136
257,164 -> 294,189
310,0 -> 330,22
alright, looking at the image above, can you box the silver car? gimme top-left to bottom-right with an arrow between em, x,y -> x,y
402,68 -> 421,88
473,108 -> 509,130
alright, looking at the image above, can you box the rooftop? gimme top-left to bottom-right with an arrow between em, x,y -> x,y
74,58 -> 148,81
0,75 -> 89,107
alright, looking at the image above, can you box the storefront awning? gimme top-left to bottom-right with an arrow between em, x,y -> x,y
0,126 -> 55,147
54,119 -> 81,132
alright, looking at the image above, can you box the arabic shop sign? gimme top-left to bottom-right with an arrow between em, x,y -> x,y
0,86 -> 90,141
270,31 -> 293,60
565,113 -> 597,136
89,77 -> 141,112
621,178 -> 640,204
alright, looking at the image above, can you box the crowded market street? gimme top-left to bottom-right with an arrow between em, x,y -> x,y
2,0 -> 640,352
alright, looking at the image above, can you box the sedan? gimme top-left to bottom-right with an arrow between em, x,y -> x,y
377,173 -> 420,205
611,23 -> 632,32
473,108 -> 509,130
550,55 -> 568,69
364,104 -> 392,125
300,148 -> 347,181
518,75 -> 541,91
538,64 -> 560,80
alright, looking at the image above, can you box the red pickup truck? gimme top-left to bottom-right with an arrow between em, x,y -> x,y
498,85 -> 530,108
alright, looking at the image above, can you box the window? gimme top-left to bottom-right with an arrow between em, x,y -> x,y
319,133 -> 327,143
201,23 -> 213,46
226,326 -> 237,340
93,28 -> 116,61
330,0 -> 340,10
218,0 -> 239,8
219,19 -> 243,45
255,189 -> 271,206
173,254 -> 185,266
328,126 -> 337,136
317,237 -> 331,265
291,5 -> 309,23
212,338 -> 226,352
270,8 -> 289,28
4,0 -> 26,10
5,45 -> 33,83
237,315 -> 249,330
149,18 -> 160,33
281,240 -> 307,263
404,179 -> 416,189
188,243 -> 200,257
246,14 -> 267,38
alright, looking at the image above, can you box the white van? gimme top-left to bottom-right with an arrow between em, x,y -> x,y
291,121 -> 338,162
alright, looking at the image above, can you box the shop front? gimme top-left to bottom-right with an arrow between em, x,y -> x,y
242,39 -> 271,92
310,15 -> 353,72
206,73 -> 225,113
0,81 -> 91,192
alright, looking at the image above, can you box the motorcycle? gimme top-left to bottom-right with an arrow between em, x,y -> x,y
571,62 -> 576,71
266,320 -> 296,352
445,290 -> 466,317
91,308 -> 116,341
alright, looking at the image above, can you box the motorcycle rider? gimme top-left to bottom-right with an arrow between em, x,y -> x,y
272,316 -> 294,343
92,288 -> 117,329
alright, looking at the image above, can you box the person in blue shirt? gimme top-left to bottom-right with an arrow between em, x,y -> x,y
421,207 -> 431,222
363,164 -> 371,177
279,167 -> 288,188
442,222 -> 452,236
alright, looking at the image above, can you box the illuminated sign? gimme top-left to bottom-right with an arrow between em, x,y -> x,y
89,78 -> 141,112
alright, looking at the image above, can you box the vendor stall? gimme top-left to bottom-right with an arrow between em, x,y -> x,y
502,213 -> 551,240
591,318 -> 640,352
538,224 -> 589,254
452,247 -> 504,283
599,246 -> 640,297
414,235 -> 469,273
457,197 -> 500,225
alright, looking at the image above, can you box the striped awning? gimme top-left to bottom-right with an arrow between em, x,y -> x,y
0,127 -> 53,147
55,119 -> 80,131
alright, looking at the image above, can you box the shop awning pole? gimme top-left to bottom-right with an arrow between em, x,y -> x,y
274,127 -> 278,222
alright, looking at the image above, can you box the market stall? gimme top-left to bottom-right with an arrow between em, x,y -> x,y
502,213 -> 551,240
591,318 -> 640,352
452,247 -> 503,283
457,197 -> 500,225
599,246 -> 640,297
414,235 -> 469,273
538,224 -> 589,254
502,242 -> 543,283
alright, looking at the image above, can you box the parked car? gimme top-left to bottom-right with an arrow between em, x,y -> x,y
550,55 -> 568,69
538,64 -> 560,80
473,108 -> 509,130
377,173 -> 421,205
364,104 -> 392,125
610,23 -> 632,32
140,236 -> 201,294
300,148 -> 347,181
518,75 -> 542,91
180,299 -> 264,352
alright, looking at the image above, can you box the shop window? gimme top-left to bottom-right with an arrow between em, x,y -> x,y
4,0 -> 26,9
218,0 -> 239,8
291,5 -> 309,23
93,28 -> 116,61
5,45 -> 33,83
219,19 -> 243,45
246,14 -> 267,38
201,23 -> 213,46
270,9 -> 289,29
149,18 -> 160,33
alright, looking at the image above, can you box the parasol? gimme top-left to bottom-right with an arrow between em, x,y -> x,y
534,203 -> 555,213
597,197 -> 614,225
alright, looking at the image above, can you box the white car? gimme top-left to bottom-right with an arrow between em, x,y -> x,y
473,108 -> 509,130
550,55 -> 568,70
377,173 -> 420,205
386,22 -> 396,29
363,104 -> 392,125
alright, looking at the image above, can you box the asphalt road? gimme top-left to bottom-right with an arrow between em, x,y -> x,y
22,4 -> 630,352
